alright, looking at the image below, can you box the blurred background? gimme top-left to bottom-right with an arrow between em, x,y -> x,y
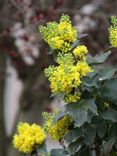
0,0 -> 117,155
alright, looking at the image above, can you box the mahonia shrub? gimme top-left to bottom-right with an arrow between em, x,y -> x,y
13,15 -> 117,156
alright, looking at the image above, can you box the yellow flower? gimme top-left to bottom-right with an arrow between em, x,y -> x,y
73,45 -> 88,60
109,27 -> 117,47
77,61 -> 93,77
39,14 -> 77,53
13,122 -> 46,154
64,92 -> 81,103
58,21 -> 77,42
48,115 -> 73,141
49,36 -> 64,50
57,53 -> 75,65
45,52 -> 92,103
40,14 -> 93,104
44,112 -> 73,141
109,16 -> 117,47
48,64 -> 81,94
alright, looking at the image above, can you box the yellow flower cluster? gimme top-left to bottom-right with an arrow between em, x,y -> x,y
43,112 -> 73,141
39,14 -> 77,52
109,27 -> 117,47
42,109 -> 59,132
109,16 -> 117,47
73,45 -> 88,60
45,53 -> 92,103
40,14 -> 92,103
64,92 -> 81,103
48,65 -> 81,94
49,115 -> 73,141
77,61 -> 93,77
13,122 -> 46,154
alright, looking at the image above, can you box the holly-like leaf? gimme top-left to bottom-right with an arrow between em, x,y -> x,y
84,126 -> 96,145
109,124 -> 117,140
98,66 -> 117,81
64,128 -> 82,144
71,40 -> 79,49
50,149 -> 66,156
101,78 -> 117,104
66,102 -> 88,127
102,108 -> 117,122
87,51 -> 111,64
82,76 -> 98,88
52,111 -> 66,125
87,99 -> 97,114
96,120 -> 107,138
103,140 -> 115,155
37,142 -> 47,155
78,147 -> 91,156
67,139 -> 81,155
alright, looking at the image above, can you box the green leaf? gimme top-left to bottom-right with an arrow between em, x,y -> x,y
71,40 -> 79,49
103,140 -> 115,155
101,78 -> 117,104
66,102 -> 88,127
96,120 -> 107,138
84,126 -> 96,145
47,48 -> 53,54
98,66 -> 117,81
87,99 -> 97,114
50,149 -> 66,156
78,147 -> 91,156
64,128 -> 82,144
78,34 -> 88,39
52,111 -> 66,125
88,71 -> 98,78
87,51 -> 111,64
102,108 -> 117,122
37,142 -> 47,155
109,124 -> 117,140
82,76 -> 98,88
67,139 -> 81,155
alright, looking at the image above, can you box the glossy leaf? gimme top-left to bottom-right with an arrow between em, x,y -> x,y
87,99 -> 97,114
98,66 -> 117,81
66,102 -> 88,127
52,111 -> 66,125
37,142 -> 47,155
96,120 -> 107,138
50,149 -> 66,156
67,139 -> 81,155
102,108 -> 117,122
101,78 -> 117,104
64,128 -> 82,144
84,126 -> 96,145
87,51 -> 111,64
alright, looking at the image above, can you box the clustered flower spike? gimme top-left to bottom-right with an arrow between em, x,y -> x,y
39,14 -> 77,52
109,16 -> 117,47
44,54 -> 92,103
73,45 -> 88,61
40,14 -> 92,103
43,111 -> 73,141
13,122 -> 46,154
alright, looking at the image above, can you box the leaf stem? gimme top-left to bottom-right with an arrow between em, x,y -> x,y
102,46 -> 113,53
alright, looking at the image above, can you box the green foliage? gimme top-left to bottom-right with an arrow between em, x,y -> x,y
87,51 -> 111,64
36,14 -> 117,156
50,149 -> 67,156
101,78 -> 117,103
14,15 -> 117,156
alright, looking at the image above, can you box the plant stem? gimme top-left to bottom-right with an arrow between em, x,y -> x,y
103,46 -> 113,53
